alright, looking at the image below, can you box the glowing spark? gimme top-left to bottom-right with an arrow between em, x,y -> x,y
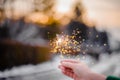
96,35 -> 99,38
104,43 -> 107,46
57,38 -> 62,43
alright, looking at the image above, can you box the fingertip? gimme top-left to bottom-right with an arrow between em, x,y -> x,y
58,65 -> 61,69
61,62 -> 67,67
61,69 -> 66,74
60,60 -> 64,64
60,60 -> 62,64
58,65 -> 66,71
61,62 -> 70,66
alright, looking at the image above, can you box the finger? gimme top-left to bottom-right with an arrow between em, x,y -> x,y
61,67 -> 73,73
65,68 -> 73,73
59,65 -> 74,73
62,70 -> 73,78
67,71 -> 73,78
61,62 -> 74,69
61,59 -> 80,63
69,72 -> 74,78
58,65 -> 65,71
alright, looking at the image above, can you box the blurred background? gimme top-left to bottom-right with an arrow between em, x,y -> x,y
0,0 -> 120,80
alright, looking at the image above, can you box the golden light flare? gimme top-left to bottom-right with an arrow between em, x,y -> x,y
50,31 -> 81,55
24,12 -> 49,25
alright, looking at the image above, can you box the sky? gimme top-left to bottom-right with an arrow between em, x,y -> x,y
3,0 -> 120,28
82,0 -> 120,27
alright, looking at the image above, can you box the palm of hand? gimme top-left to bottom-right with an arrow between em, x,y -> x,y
59,59 -> 90,80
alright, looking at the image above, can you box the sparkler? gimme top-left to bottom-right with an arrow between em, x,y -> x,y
50,32 -> 81,55
50,30 -> 108,60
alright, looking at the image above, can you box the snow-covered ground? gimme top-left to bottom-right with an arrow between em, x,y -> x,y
0,52 -> 120,80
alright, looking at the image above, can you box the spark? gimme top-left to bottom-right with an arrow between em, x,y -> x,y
104,43 -> 107,46
82,56 -> 86,60
96,35 -> 99,38
90,45 -> 93,47
83,51 -> 86,54
86,45 -> 89,47
82,39 -> 85,42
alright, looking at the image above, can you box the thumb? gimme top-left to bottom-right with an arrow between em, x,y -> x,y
62,62 -> 74,69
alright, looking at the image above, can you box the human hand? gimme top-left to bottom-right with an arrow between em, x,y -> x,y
59,59 -> 106,80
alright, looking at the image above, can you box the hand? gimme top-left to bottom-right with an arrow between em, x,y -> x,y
59,59 -> 106,80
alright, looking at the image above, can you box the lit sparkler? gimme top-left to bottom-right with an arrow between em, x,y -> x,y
50,32 -> 81,55
50,30 -> 109,61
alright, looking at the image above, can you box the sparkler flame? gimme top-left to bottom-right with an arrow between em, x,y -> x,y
50,29 -> 109,62
50,33 -> 81,55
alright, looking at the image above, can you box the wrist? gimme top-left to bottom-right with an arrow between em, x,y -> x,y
89,72 -> 106,80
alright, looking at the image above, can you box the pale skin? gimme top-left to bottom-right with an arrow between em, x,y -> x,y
59,59 -> 106,80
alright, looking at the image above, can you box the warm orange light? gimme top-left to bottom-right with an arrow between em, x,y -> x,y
25,12 -> 49,25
